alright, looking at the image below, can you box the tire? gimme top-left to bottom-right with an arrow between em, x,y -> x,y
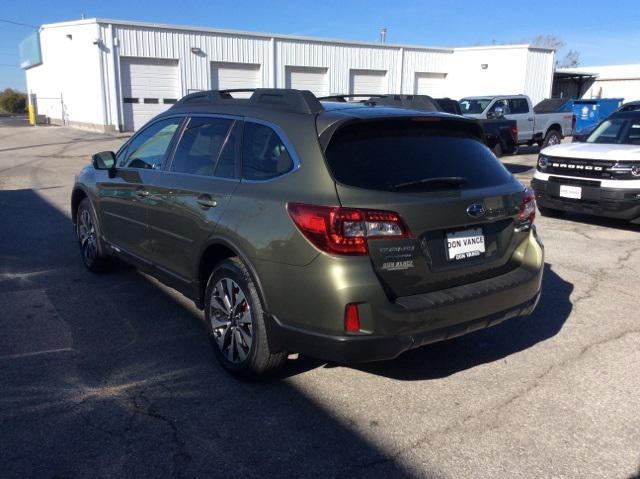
542,129 -> 562,148
538,205 -> 564,218
204,258 -> 286,377
76,198 -> 111,272
492,143 -> 503,158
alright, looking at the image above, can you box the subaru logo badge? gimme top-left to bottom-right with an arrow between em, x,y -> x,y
466,203 -> 486,218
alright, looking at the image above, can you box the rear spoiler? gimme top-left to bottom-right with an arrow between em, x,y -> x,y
318,115 -> 485,151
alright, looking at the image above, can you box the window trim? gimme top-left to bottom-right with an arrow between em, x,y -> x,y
115,113 -> 301,181
117,114 -> 187,171
240,117 -> 301,184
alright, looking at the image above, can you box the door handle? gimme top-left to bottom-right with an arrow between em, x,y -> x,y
197,195 -> 218,209
135,189 -> 149,197
527,118 -> 534,121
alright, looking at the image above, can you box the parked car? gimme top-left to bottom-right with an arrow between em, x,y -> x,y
532,109 -> 640,222
572,100 -> 640,143
433,97 -> 518,157
459,95 -> 573,148
72,88 -> 544,376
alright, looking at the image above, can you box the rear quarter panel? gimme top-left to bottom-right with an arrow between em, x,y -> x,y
214,118 -> 338,268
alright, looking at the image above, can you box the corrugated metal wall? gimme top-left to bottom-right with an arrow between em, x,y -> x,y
402,48 -> 451,94
525,48 -> 555,106
108,24 -> 455,97
46,19 -> 554,131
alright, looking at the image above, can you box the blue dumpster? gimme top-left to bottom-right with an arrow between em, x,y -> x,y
572,98 -> 624,134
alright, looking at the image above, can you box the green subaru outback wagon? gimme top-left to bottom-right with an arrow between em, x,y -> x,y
71,89 -> 544,376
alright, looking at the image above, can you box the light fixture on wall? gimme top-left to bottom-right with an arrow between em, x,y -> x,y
191,47 -> 202,54
481,63 -> 488,70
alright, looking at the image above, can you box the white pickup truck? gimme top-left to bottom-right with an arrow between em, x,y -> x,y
459,95 -> 574,148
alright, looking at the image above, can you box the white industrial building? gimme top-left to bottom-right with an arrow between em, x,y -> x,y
23,18 -> 556,132
554,64 -> 640,102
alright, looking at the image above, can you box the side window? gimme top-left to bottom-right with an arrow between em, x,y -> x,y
627,121 -> 640,145
508,98 -> 529,114
171,117 -> 236,177
242,123 -> 294,181
120,118 -> 181,169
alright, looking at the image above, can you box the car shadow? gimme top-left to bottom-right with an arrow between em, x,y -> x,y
0,188 -> 422,478
350,263 -> 572,381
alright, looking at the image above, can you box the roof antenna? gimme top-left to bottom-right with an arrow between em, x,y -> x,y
379,27 -> 387,43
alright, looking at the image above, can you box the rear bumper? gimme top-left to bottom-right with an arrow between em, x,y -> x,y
268,231 -> 544,363
274,291 -> 540,363
531,177 -> 640,221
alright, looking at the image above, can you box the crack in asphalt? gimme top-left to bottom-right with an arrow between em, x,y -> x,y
77,382 -> 193,478
570,266 -> 606,312
348,327 -> 640,472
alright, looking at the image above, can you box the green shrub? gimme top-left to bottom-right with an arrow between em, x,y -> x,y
0,89 -> 27,114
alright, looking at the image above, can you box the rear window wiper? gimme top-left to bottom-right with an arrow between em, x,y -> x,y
392,176 -> 467,190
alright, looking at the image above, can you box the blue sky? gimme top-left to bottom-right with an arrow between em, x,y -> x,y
1,0 -> 639,90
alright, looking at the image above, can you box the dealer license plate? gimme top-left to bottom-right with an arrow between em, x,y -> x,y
559,184 -> 582,199
446,228 -> 485,261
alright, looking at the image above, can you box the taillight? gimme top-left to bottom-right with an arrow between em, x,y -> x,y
516,187 -> 536,231
344,303 -> 361,332
511,126 -> 518,143
286,203 -> 411,255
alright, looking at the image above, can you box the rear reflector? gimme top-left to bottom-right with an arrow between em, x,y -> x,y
287,203 -> 411,255
344,303 -> 361,332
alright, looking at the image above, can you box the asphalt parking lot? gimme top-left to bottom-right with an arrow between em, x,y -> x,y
1,119 -> 639,479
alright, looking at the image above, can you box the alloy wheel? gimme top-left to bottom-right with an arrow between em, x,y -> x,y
78,208 -> 97,264
210,278 -> 253,364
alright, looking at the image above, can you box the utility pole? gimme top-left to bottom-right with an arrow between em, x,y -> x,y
379,27 -> 387,43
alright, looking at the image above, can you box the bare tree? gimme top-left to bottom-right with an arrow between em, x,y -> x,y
531,35 -> 581,68
559,49 -> 581,68
531,34 -> 566,51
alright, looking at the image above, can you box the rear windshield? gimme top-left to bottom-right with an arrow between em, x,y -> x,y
325,120 -> 513,192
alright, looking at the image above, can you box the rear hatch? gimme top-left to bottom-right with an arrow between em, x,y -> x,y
322,116 -> 530,299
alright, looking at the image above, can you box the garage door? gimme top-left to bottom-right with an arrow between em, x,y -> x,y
285,66 -> 329,96
211,62 -> 261,97
120,58 -> 180,132
414,72 -> 448,97
349,69 -> 387,95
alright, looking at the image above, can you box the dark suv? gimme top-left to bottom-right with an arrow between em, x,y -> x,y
72,89 -> 544,376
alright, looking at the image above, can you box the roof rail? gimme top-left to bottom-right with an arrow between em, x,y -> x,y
318,93 -> 441,112
172,88 -> 324,114
318,94 -> 386,102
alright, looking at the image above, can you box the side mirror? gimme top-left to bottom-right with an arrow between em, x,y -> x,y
490,106 -> 505,119
92,151 -> 116,171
